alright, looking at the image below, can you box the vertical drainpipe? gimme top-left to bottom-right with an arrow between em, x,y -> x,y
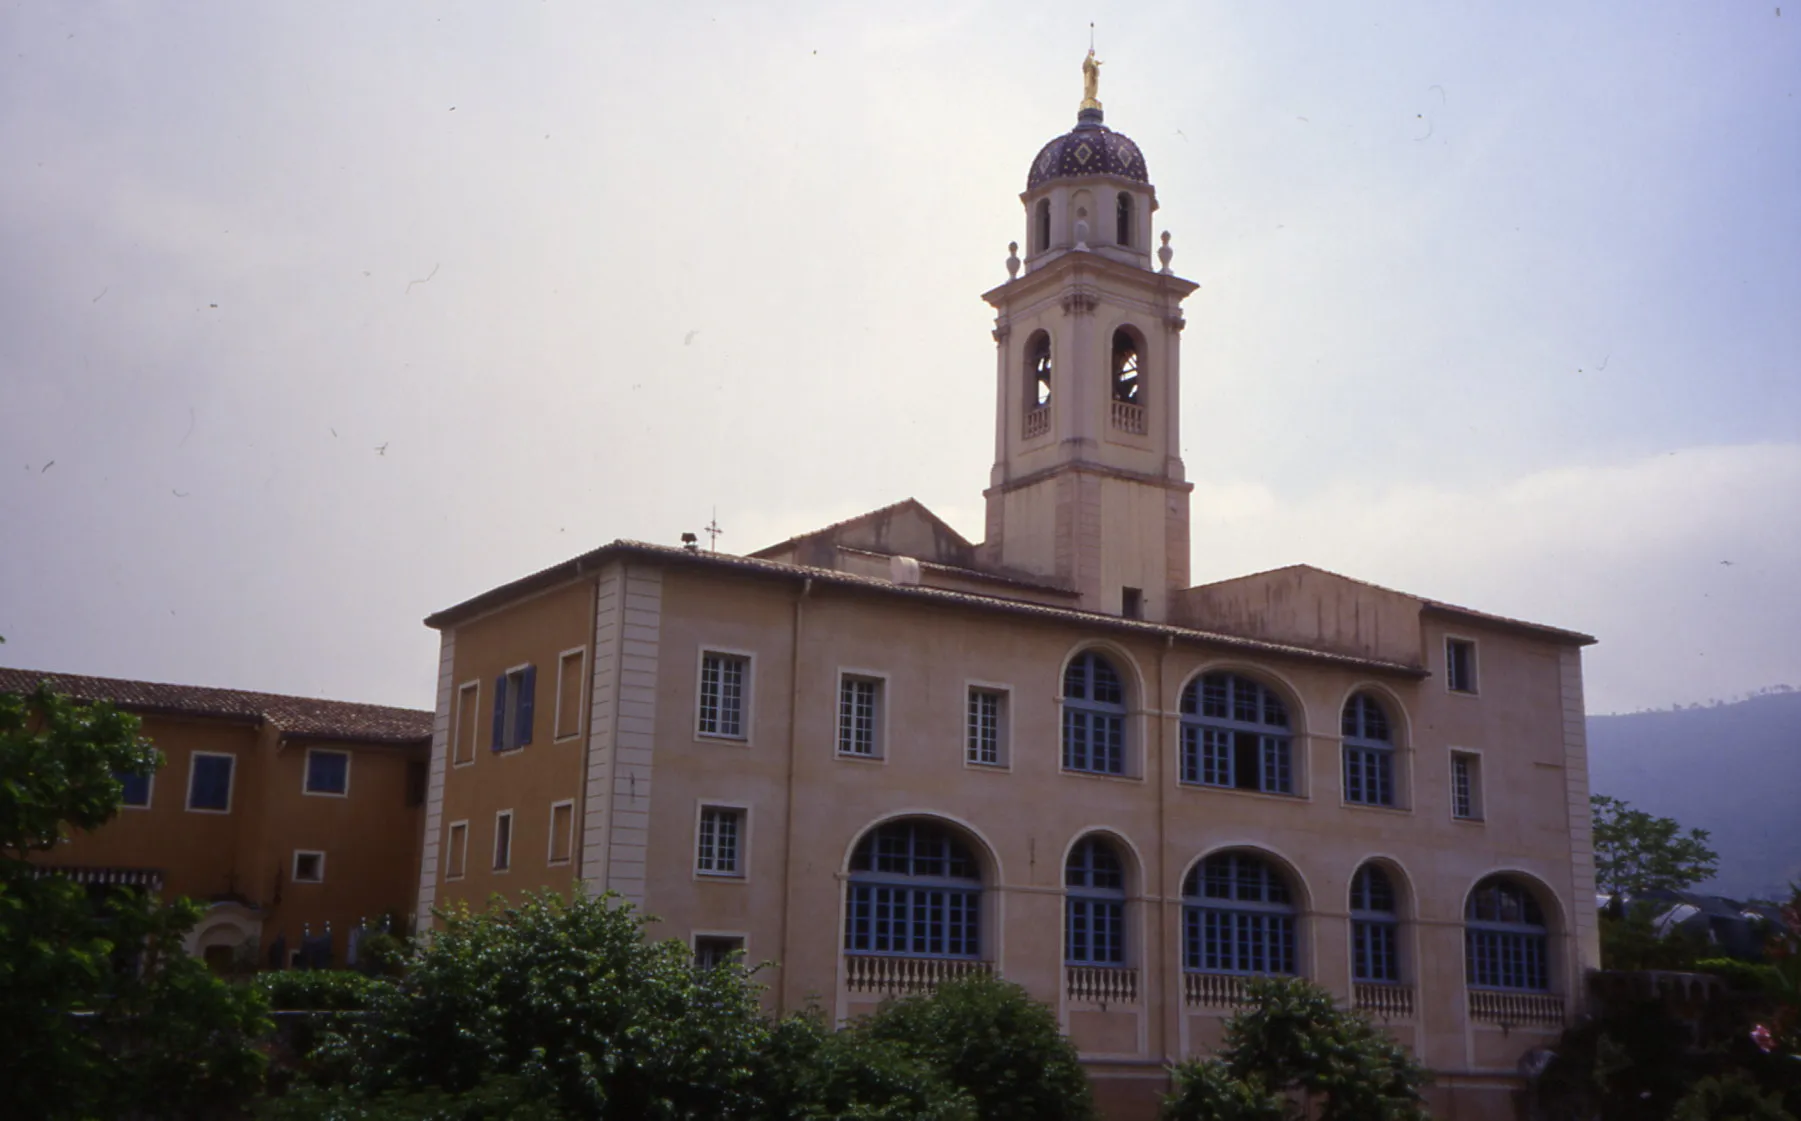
572,561 -> 595,889
777,576 -> 812,1014
1156,633 -> 1173,1065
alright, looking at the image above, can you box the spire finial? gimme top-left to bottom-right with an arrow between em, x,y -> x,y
1081,44 -> 1103,113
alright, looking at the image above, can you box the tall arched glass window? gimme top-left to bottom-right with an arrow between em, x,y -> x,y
1063,652 -> 1126,775
1342,693 -> 1395,806
1179,673 -> 1294,794
1116,191 -> 1133,246
1183,852 -> 1297,975
1110,329 -> 1142,404
1465,876 -> 1549,991
1065,836 -> 1126,965
1034,198 -> 1051,253
1351,864 -> 1400,983
1026,332 -> 1053,410
845,820 -> 981,959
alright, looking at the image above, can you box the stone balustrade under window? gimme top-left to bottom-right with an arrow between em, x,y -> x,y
1353,982 -> 1415,1019
1468,988 -> 1565,1026
1024,406 -> 1051,439
1066,964 -> 1139,1004
1110,399 -> 1146,434
844,955 -> 993,996
1183,971 -> 1256,1009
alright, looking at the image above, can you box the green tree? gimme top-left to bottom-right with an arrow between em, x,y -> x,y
0,683 -> 270,1120
861,972 -> 1096,1121
1164,977 -> 1430,1121
1591,794 -> 1720,905
755,1009 -> 974,1121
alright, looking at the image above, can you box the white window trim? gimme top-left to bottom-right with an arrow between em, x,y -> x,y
963,679 -> 1013,770
119,770 -> 155,811
694,646 -> 756,744
1450,748 -> 1485,822
546,798 -> 576,866
302,746 -> 353,798
552,646 -> 588,743
1445,635 -> 1480,696
453,680 -> 480,767
834,667 -> 890,762
691,930 -> 750,967
184,751 -> 236,814
693,801 -> 751,880
493,809 -> 515,872
292,849 -> 327,884
444,819 -> 470,881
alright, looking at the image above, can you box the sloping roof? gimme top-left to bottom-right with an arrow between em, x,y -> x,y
0,667 -> 433,745
749,498 -> 975,559
1195,563 -> 1596,646
425,540 -> 1427,677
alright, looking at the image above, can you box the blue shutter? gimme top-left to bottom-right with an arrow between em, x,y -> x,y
516,665 -> 536,746
491,675 -> 506,751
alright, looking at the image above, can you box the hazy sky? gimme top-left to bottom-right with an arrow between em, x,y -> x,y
2,2 -> 1796,716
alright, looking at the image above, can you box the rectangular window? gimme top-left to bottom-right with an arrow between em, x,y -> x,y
493,810 -> 513,871
492,666 -> 536,751
1062,709 -> 1125,774
1452,752 -> 1483,820
548,800 -> 574,865
1066,897 -> 1126,965
698,652 -> 749,739
554,649 -> 586,741
1259,735 -> 1292,794
694,934 -> 746,970
1184,907 -> 1296,974
453,681 -> 479,766
1181,727 -> 1293,794
186,752 -> 235,812
845,884 -> 980,958
1353,920 -> 1399,982
1466,929 -> 1548,990
304,748 -> 350,796
696,806 -> 745,876
837,675 -> 882,758
115,769 -> 153,809
445,820 -> 469,880
292,850 -> 325,884
1344,746 -> 1394,806
1446,638 -> 1477,694
966,688 -> 1006,766
1121,586 -> 1143,619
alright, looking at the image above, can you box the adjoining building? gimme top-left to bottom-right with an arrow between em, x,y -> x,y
414,63 -> 1599,1121
4,667 -> 431,969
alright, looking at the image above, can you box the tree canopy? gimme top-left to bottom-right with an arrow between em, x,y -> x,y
1591,793 -> 1720,903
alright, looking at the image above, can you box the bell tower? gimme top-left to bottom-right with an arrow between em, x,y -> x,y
979,55 -> 1198,622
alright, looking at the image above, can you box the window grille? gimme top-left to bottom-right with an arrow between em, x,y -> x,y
698,653 -> 747,738
838,676 -> 880,757
1179,674 -> 1294,794
1452,753 -> 1480,820
967,688 -> 1003,765
1351,865 -> 1400,982
1466,877 -> 1549,990
1062,652 -> 1126,775
1066,837 -> 1126,965
845,821 -> 981,959
1446,638 -> 1477,693
1183,852 -> 1297,975
1342,694 -> 1395,806
696,807 -> 743,875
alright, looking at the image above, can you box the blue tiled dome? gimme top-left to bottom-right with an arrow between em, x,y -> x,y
1027,108 -> 1149,190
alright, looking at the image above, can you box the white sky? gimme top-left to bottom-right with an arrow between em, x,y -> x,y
2,2 -> 1796,715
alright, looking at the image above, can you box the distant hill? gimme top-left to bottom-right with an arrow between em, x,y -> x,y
1588,690 -> 1801,901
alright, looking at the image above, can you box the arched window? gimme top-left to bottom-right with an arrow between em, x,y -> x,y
1179,673 -> 1294,794
1110,329 -> 1142,404
1116,192 -> 1133,247
1183,852 -> 1296,975
1465,876 -> 1549,991
1026,332 -> 1053,410
1063,652 -> 1126,775
1034,198 -> 1051,253
1342,693 -> 1395,806
845,820 -> 982,959
1066,836 -> 1127,965
1351,864 -> 1400,983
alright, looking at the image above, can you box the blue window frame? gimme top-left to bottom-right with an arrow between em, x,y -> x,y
1066,836 -> 1126,965
1183,852 -> 1296,975
1466,877 -> 1549,991
491,665 -> 536,751
845,821 -> 982,959
1179,673 -> 1293,794
1351,864 -> 1400,982
304,749 -> 350,796
1062,652 -> 1126,775
1342,693 -> 1395,806
115,769 -> 152,808
187,753 -> 234,812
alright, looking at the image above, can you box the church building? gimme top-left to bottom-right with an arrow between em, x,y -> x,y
414,61 -> 1599,1121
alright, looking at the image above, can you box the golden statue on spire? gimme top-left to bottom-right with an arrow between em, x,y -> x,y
1081,48 -> 1103,111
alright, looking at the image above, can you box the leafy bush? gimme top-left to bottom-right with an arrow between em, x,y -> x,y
1697,957 -> 1784,993
260,1074 -> 568,1120
756,1009 -> 973,1121
1162,1061 -> 1285,1121
861,973 -> 1095,1121
260,969 -> 396,1011
1671,1072 -> 1796,1121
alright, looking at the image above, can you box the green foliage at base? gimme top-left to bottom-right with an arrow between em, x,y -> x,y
259,968 -> 396,1011
1671,1073 -> 1797,1121
755,1009 -> 974,1121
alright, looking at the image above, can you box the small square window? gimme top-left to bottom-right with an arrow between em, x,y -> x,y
304,749 -> 350,796
1446,638 -> 1478,694
837,675 -> 883,758
967,687 -> 1008,766
1451,752 -> 1483,821
694,934 -> 745,970
698,652 -> 750,739
292,850 -> 325,883
453,681 -> 480,766
493,810 -> 514,871
696,806 -> 745,876
187,753 -> 235,812
115,769 -> 153,809
548,800 -> 574,865
492,666 -> 536,752
445,820 -> 469,880
554,649 -> 586,741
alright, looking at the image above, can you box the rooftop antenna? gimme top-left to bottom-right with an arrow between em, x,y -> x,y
705,508 -> 724,553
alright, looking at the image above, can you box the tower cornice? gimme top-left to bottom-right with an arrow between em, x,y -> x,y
981,251 -> 1198,309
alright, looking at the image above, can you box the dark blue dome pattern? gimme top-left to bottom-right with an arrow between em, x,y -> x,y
1027,109 -> 1149,190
